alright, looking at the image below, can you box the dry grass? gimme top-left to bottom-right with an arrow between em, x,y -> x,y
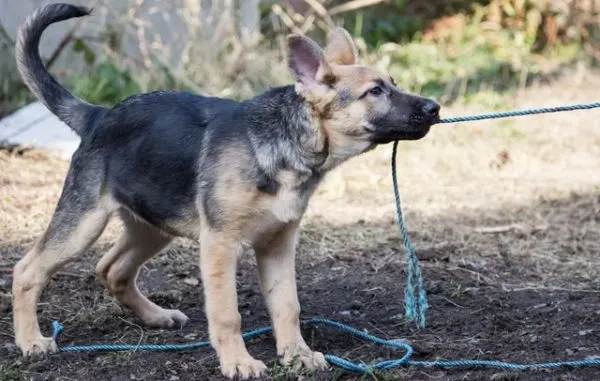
1,68 -> 599,287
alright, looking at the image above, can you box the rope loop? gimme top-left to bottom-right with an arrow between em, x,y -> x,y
51,317 -> 600,372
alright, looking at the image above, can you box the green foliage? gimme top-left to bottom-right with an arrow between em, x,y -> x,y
269,360 -> 318,381
73,38 -> 97,65
0,363 -> 27,381
68,60 -> 141,106
0,79 -> 32,116
333,0 -> 595,104
42,0 -> 596,108
345,2 -> 421,47
370,5 -> 585,104
342,0 -> 488,47
0,24 -> 32,116
67,39 -> 142,106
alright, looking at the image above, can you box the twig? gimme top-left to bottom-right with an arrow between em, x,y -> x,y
302,0 -> 329,18
303,0 -> 334,27
46,0 -> 103,69
440,296 -> 467,309
328,0 -> 386,16
474,223 -> 548,234
0,23 -> 15,46
474,224 -> 519,233
300,14 -> 317,33
73,34 -> 105,42
46,20 -> 86,69
272,4 -> 303,34
450,266 -> 494,284
97,36 -> 205,96
502,284 -> 600,293
135,22 -> 152,69
146,49 -> 206,95
117,316 -> 145,355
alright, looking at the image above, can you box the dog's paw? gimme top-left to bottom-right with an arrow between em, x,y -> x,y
143,308 -> 189,329
280,343 -> 329,372
17,336 -> 58,358
221,356 -> 267,379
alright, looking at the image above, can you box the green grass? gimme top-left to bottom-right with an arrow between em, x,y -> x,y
375,32 -> 584,104
0,79 -> 33,117
0,363 -> 27,381
67,61 -> 142,107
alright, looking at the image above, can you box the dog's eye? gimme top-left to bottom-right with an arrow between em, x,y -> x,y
369,86 -> 383,96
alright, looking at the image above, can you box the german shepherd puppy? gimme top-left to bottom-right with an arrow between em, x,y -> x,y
12,3 -> 440,379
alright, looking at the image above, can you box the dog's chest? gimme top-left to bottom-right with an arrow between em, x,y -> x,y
270,169 -> 321,222
245,170 -> 319,243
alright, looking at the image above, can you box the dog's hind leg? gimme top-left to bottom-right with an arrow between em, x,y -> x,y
12,160 -> 111,356
96,211 -> 188,328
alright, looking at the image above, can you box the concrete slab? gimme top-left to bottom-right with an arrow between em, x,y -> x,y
0,101 -> 80,158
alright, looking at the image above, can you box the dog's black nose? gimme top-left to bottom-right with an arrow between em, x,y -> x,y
422,100 -> 440,116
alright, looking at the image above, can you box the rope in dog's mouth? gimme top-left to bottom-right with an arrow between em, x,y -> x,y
397,101 -> 600,328
436,102 -> 600,124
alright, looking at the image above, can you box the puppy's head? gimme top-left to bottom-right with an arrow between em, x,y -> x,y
288,28 -> 440,152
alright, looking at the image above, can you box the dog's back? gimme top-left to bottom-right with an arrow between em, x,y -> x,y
89,91 -> 238,234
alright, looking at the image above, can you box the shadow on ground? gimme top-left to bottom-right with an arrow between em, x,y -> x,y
0,191 -> 599,381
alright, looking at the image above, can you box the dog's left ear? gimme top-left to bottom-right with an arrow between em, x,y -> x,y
287,34 -> 334,87
324,27 -> 359,65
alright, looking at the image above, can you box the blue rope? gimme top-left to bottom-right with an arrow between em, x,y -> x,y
437,102 -> 600,124
48,101 -> 600,374
392,141 -> 428,328
51,318 -> 600,372
397,101 -> 600,327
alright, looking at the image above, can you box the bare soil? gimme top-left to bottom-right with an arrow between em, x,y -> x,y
1,70 -> 600,381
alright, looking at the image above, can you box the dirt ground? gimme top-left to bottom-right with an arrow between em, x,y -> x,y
1,69 -> 600,381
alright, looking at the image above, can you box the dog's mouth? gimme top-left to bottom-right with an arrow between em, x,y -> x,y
410,112 -> 440,127
366,117 -> 437,143
367,126 -> 431,143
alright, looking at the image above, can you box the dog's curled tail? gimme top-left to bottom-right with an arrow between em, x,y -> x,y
16,3 -> 104,135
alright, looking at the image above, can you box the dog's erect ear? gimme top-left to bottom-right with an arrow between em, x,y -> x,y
287,34 -> 333,86
324,27 -> 359,65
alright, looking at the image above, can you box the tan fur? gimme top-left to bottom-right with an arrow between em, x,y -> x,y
290,30 -> 396,171
194,143 -> 328,376
322,99 -> 375,168
260,170 -> 310,223
304,64 -> 393,169
210,148 -> 312,241
199,227 -> 268,378
96,212 -> 189,328
324,28 -> 360,65
255,222 -> 328,370
13,197 -> 113,355
213,145 -> 262,227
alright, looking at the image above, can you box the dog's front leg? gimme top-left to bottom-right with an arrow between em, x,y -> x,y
255,223 -> 329,372
200,230 -> 267,379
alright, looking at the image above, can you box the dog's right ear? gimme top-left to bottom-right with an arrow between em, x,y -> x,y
324,27 -> 359,65
287,35 -> 334,87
